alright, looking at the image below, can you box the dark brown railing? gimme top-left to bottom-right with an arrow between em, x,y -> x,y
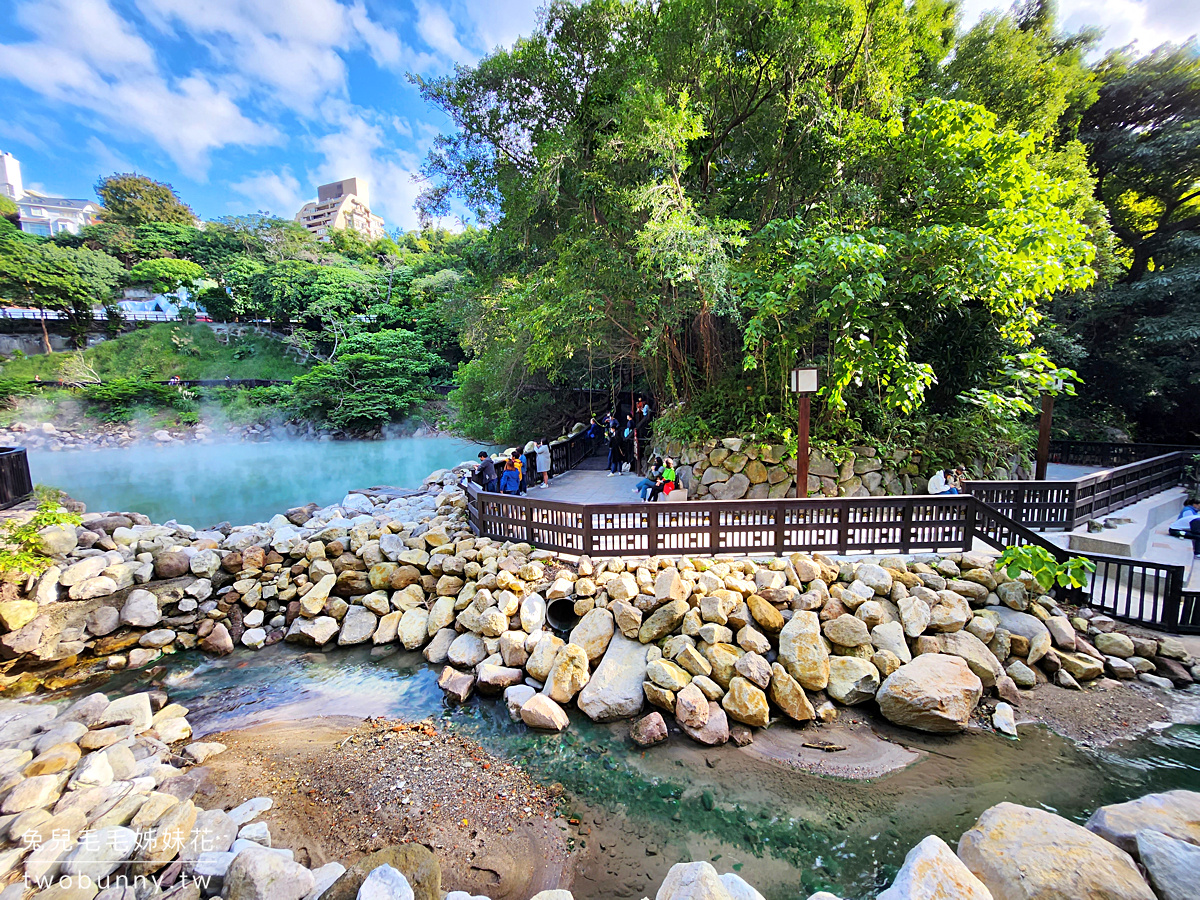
971,499 -> 1193,633
1049,439 -> 1199,468
467,485 -> 1199,634
549,430 -> 602,476
0,447 -> 33,509
964,451 -> 1192,531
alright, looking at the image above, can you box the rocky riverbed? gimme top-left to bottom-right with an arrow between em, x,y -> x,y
0,455 -> 1199,898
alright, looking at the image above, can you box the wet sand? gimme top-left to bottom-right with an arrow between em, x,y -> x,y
194,717 -> 572,900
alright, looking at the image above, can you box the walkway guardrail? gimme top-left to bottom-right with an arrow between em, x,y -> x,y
0,448 -> 33,509
1049,439 -> 1199,468
466,486 -> 1199,634
964,450 -> 1193,531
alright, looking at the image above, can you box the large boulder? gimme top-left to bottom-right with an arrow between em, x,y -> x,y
1085,790 -> 1200,857
680,701 -> 730,746
655,860 -> 733,900
876,655 -> 982,733
778,611 -> 829,691
640,598 -> 690,643
877,835 -> 992,899
577,634 -> 650,722
958,803 -> 1155,900
937,631 -> 1002,687
520,694 -> 570,731
222,847 -> 315,900
1137,829 -> 1200,900
570,608 -> 615,664
721,676 -> 770,727
986,607 -> 1051,664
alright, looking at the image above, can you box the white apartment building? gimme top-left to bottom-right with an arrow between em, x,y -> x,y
1,152 -> 100,236
295,177 -> 386,240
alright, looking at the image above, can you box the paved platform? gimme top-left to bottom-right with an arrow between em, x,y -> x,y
532,468 -> 648,505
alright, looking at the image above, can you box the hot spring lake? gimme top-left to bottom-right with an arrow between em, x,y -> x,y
26,435 -> 489,526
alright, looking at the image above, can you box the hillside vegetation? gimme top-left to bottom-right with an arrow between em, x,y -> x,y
0,324 -> 308,383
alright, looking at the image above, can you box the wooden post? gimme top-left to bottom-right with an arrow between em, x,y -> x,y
1035,393 -> 1054,480
797,394 -> 811,497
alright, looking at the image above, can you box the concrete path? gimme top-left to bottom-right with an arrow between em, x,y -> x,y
530,468 -> 646,505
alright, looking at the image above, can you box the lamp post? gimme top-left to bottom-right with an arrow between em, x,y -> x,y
1034,376 -> 1065,481
790,366 -> 819,496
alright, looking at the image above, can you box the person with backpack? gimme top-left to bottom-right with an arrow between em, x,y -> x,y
535,438 -> 552,488
510,450 -> 528,494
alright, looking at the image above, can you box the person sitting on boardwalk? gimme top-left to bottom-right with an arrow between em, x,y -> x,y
535,438 -> 552,488
635,457 -> 664,500
927,468 -> 958,495
474,451 -> 497,492
1169,496 -> 1200,555
648,458 -> 677,502
499,460 -> 522,495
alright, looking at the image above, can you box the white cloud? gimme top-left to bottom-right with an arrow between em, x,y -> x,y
957,0 -> 1196,52
453,0 -> 542,55
415,2 -> 472,62
310,102 -> 437,230
229,167 -> 308,215
86,137 -> 136,177
0,0 -> 276,176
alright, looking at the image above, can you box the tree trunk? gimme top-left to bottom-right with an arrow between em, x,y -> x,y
40,309 -> 52,355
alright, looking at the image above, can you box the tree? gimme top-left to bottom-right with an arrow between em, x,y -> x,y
417,0 -> 943,404
95,173 -> 196,227
945,0 -> 1098,139
128,258 -> 204,295
0,229 -> 124,351
288,330 -> 440,430
1079,41 -> 1200,284
737,99 -> 1095,416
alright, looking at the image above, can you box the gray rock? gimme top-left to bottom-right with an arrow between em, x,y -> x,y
61,825 -> 138,880
222,847 -> 314,900
120,590 -> 161,628
577,634 -> 650,722
337,606 -> 377,645
1086,790 -> 1200,856
1136,828 -> 1200,900
356,864 -> 414,900
655,860 -> 733,900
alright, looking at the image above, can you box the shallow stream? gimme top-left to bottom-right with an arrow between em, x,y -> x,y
90,643 -> 1200,900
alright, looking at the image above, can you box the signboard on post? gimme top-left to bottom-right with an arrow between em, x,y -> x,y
790,367 -> 818,497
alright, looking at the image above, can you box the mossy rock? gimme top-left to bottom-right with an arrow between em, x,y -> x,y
325,844 -> 441,900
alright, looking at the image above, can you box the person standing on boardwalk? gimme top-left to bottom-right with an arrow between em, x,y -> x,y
607,423 -> 625,476
499,460 -> 521,494
475,451 -> 497,492
535,438 -> 552,488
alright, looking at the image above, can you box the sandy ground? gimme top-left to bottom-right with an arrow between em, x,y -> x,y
1013,678 -> 1200,746
194,717 -> 571,900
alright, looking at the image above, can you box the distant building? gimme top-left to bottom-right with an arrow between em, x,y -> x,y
1,152 -> 100,237
295,177 -> 385,240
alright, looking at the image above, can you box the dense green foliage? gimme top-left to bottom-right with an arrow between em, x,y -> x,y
413,0 -> 1112,451
0,495 -> 81,576
0,0 -> 1196,448
95,174 -> 196,227
289,330 -> 440,430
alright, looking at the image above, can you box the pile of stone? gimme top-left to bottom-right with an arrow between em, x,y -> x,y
655,788 -> 1198,900
660,437 -> 1029,500
3,459 -> 1194,742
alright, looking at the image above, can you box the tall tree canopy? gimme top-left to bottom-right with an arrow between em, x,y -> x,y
95,173 -> 196,227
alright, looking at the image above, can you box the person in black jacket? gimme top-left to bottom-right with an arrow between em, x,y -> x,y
607,426 -> 625,476
474,451 -> 497,492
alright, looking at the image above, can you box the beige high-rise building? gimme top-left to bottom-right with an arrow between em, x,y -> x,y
295,177 -> 386,240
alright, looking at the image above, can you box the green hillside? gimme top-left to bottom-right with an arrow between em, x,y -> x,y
0,324 -> 308,382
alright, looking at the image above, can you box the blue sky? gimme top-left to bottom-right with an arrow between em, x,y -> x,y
0,0 -> 1193,232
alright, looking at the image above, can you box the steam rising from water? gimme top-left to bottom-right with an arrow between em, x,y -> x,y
28,436 -> 489,527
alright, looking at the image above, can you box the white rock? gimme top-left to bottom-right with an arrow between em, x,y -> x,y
357,863 -> 415,900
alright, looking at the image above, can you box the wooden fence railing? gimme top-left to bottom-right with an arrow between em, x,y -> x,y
964,451 -> 1193,531
1049,440 -> 1199,468
466,485 -> 1199,634
0,448 -> 33,509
